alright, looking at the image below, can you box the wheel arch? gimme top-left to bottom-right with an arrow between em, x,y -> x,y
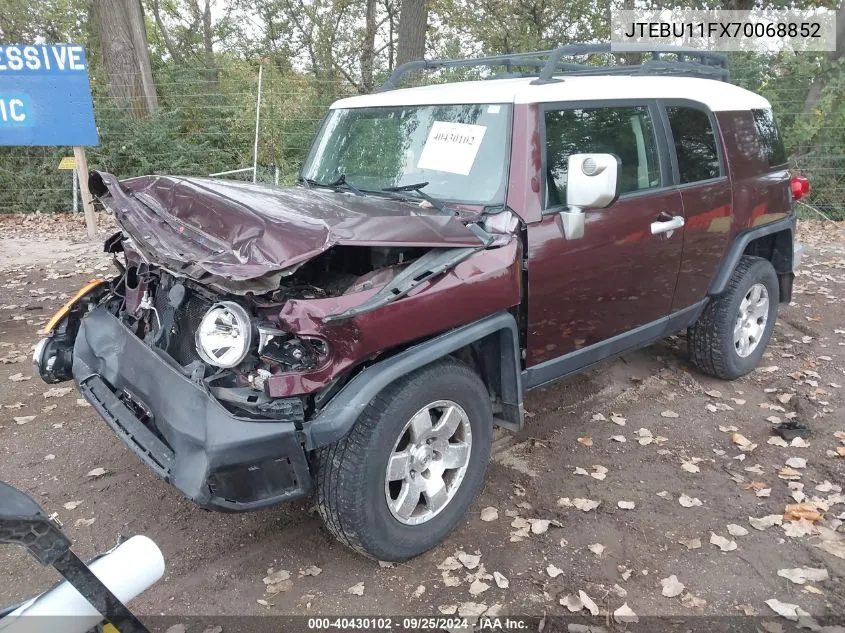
305,311 -> 524,449
709,216 -> 795,303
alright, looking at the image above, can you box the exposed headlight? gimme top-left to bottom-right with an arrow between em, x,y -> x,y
195,301 -> 253,368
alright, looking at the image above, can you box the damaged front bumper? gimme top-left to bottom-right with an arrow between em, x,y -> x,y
70,306 -> 313,511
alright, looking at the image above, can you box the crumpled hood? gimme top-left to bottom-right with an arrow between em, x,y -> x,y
91,172 -> 482,290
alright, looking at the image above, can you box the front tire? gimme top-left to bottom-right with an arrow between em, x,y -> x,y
689,255 -> 779,380
315,358 -> 493,561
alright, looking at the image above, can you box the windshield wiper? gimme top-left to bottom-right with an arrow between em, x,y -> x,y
382,182 -> 448,215
382,182 -> 494,247
299,174 -> 363,196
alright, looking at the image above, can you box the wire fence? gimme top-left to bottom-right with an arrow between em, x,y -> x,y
0,59 -> 843,219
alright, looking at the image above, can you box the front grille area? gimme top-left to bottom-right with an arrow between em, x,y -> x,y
151,282 -> 212,366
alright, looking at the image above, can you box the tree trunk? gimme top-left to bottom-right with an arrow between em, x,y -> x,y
360,0 -> 377,92
92,0 -> 158,118
201,0 -> 219,84
396,0 -> 426,67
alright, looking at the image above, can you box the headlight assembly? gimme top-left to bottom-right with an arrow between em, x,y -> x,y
195,301 -> 253,368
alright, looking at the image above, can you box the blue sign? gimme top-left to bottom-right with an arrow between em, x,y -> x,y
0,44 -> 98,146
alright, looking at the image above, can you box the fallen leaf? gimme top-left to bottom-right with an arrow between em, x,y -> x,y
661,410 -> 679,418
546,564 -> 564,578
438,556 -> 463,571
758,366 -> 780,373
572,498 -> 600,512
778,467 -> 802,480
709,532 -> 737,552
610,415 -> 627,426
438,605 -> 458,615
679,537 -> 702,550
588,543 -> 605,557
613,603 -> 639,623
458,551 -> 481,570
679,494 -> 702,508
749,514 -> 783,530
469,580 -> 490,596
617,500 -> 635,510
784,503 -> 823,522
346,582 -> 365,596
529,519 -> 552,535
480,507 -> 498,522
13,415 -> 35,425
441,571 -> 461,587
610,435 -> 626,442
727,524 -> 749,537
661,575 -> 685,598
681,461 -> 700,473
767,436 -> 789,447
86,467 -> 108,478
777,567 -> 828,585
8,373 -> 31,382
785,457 -> 807,469
704,389 -> 722,398
74,517 -> 96,528
681,592 -> 707,609
63,500 -> 82,510
577,436 -> 593,447
560,594 -> 582,612
299,565 -> 321,577
412,585 -> 425,598
765,598 -> 810,621
43,386 -> 73,398
578,590 -> 599,616
493,571 -> 508,589
783,519 -> 817,538
255,599 -> 270,607
457,602 -> 488,618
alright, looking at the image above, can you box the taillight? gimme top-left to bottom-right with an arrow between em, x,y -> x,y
791,176 -> 810,200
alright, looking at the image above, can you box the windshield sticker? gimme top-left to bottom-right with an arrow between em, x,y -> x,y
487,105 -> 501,114
416,121 -> 487,176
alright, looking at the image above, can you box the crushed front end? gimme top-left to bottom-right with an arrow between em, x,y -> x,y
34,172 -> 521,511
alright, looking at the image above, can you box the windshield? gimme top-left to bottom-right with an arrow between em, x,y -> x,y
301,103 -> 511,205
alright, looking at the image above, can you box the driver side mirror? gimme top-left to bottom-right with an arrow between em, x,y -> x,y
0,480 -> 70,565
559,153 -> 619,240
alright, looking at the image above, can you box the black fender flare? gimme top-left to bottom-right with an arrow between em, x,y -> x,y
304,311 -> 523,449
708,215 -> 796,296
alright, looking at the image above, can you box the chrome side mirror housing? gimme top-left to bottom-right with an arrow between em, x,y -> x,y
560,153 -> 619,240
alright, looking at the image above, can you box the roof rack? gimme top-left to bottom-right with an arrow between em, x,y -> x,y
378,43 -> 729,92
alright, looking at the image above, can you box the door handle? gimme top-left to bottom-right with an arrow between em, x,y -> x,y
650,215 -> 685,236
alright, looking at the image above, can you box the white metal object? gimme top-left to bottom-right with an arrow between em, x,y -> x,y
566,153 -> 618,209
0,535 -> 164,633
72,169 -> 78,214
252,63 -> 263,184
734,283 -> 769,357
650,215 -> 685,237
331,75 -> 772,113
208,167 -> 254,177
385,400 -> 472,525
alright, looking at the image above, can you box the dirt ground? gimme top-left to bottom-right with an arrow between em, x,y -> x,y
1,214 -> 844,629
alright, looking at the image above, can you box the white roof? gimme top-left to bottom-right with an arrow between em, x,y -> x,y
331,75 -> 770,112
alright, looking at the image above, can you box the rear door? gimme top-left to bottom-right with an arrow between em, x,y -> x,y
525,100 -> 685,373
659,102 -> 733,310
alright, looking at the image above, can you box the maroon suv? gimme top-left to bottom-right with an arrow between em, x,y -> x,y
34,45 -> 805,560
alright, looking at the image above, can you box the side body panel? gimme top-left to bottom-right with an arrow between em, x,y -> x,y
266,239 -> 522,397
674,110 -> 791,308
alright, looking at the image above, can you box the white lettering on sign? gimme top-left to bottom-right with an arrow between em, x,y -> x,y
0,45 -> 87,72
0,99 -> 26,122
416,121 -> 487,176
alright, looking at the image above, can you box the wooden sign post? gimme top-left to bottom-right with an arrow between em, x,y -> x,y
73,146 -> 97,238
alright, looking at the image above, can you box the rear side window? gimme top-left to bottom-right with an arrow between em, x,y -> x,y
544,105 -> 660,207
666,106 -> 721,184
752,108 -> 787,167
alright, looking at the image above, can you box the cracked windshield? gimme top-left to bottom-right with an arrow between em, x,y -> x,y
301,103 -> 511,204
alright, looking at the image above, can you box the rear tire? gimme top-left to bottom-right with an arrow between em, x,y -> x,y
689,255 -> 779,380
315,358 -> 493,561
